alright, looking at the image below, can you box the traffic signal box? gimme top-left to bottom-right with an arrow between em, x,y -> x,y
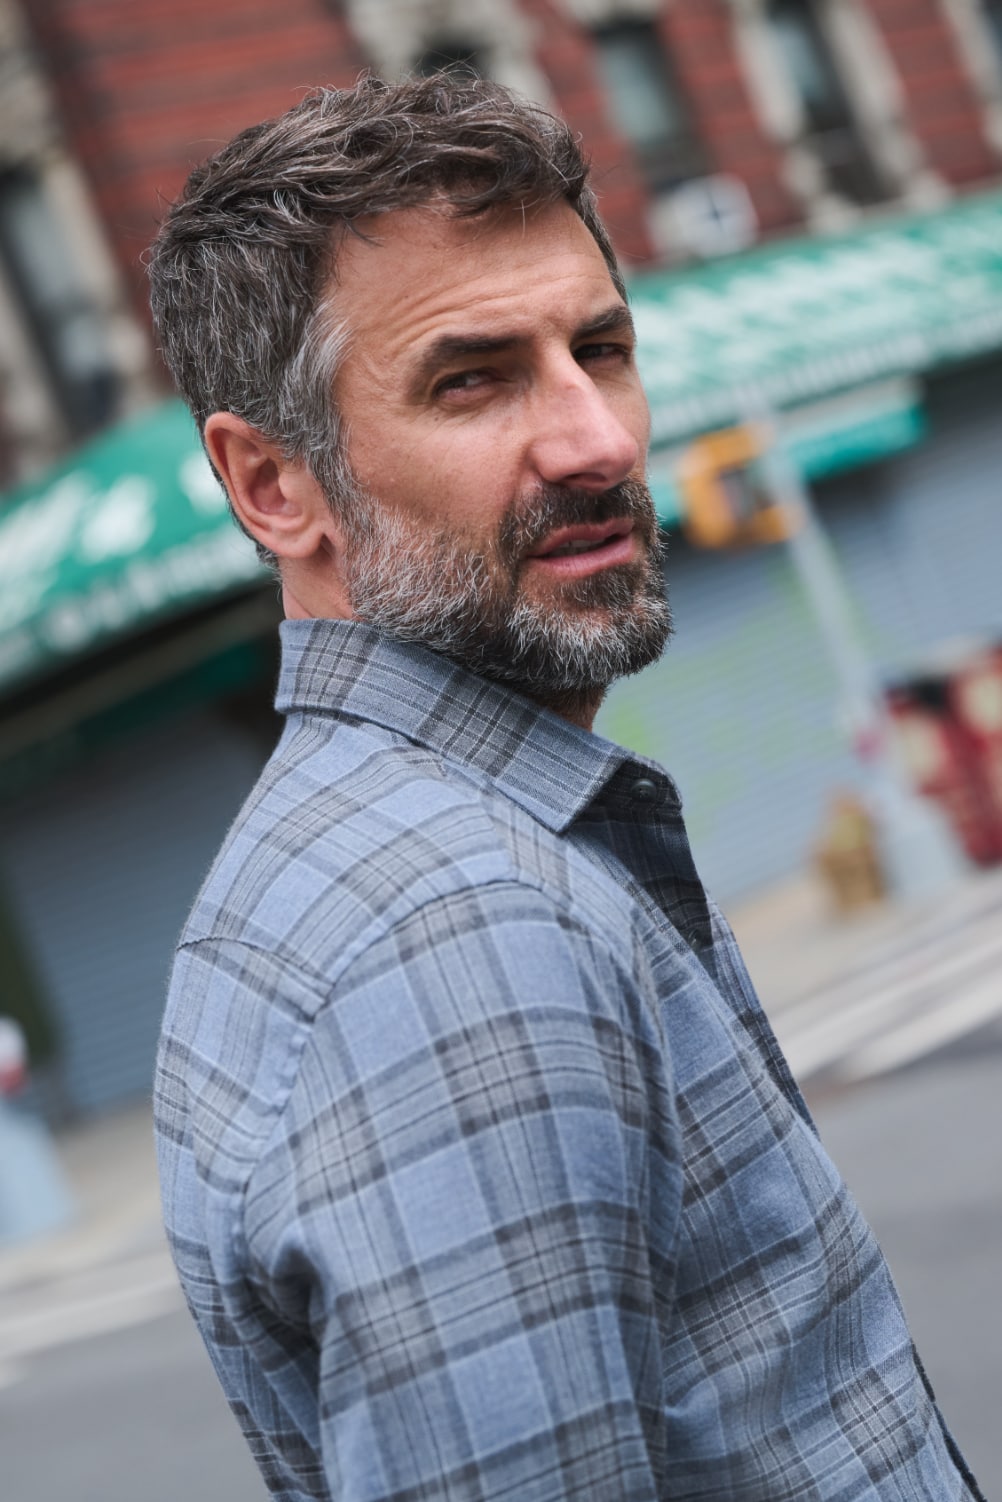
677,426 -> 797,549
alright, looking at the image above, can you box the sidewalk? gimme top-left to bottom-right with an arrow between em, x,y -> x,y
728,861 -> 1002,1014
0,1098 -> 166,1300
2,863 -> 1001,1304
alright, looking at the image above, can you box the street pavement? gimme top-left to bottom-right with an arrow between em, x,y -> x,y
730,861 -> 1002,1090
2,864 -> 1000,1499
818,1048 -> 1002,1491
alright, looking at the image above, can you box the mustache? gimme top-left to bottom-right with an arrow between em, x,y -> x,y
497,479 -> 659,565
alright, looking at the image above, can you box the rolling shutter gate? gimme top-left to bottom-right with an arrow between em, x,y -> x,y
0,398 -> 274,1119
0,711 -> 266,1116
597,362 -> 1002,903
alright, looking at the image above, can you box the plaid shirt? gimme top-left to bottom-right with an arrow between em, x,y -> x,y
156,618 -> 981,1502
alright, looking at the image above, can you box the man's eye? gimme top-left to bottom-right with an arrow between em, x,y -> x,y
434,369 -> 492,396
576,341 -> 630,364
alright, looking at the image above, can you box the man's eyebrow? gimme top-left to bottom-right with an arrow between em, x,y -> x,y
411,332 -> 522,390
575,303 -> 637,343
409,302 -> 636,392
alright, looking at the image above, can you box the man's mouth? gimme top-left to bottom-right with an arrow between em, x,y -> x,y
547,537 -> 616,557
527,520 -> 638,573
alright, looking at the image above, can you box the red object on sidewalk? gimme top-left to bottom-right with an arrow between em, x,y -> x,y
0,1017 -> 28,1097
886,658 -> 1002,866
949,645 -> 1002,833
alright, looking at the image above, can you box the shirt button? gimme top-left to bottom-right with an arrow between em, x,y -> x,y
630,777 -> 660,805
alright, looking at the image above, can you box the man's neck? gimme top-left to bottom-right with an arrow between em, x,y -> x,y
524,685 -> 603,733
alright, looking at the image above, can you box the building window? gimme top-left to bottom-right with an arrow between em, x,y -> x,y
767,0 -> 887,203
594,20 -> 705,191
981,0 -> 1002,59
414,41 -> 484,80
0,167 -> 119,438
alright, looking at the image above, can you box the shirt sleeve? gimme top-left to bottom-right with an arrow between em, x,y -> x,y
245,880 -> 683,1502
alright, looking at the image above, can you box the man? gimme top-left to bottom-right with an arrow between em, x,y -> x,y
151,76 -> 981,1501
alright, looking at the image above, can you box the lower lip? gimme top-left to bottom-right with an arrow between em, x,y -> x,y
527,531 -> 639,578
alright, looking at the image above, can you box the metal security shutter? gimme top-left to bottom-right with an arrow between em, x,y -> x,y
0,711 -> 267,1115
599,362 -> 1002,901
599,536 -> 855,899
828,362 -> 1002,662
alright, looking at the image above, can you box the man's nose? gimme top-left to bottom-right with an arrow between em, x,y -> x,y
528,365 -> 644,492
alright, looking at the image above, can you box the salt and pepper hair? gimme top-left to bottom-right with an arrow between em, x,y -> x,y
148,74 -> 624,526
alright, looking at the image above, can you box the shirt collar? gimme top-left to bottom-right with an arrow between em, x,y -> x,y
275,618 -> 664,833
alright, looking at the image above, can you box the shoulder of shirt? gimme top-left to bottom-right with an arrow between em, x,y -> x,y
174,713 -> 643,990
158,715 -> 670,1236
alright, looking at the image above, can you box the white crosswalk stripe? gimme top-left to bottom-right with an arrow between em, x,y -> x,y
768,883 -> 1002,1087
0,1249 -> 181,1377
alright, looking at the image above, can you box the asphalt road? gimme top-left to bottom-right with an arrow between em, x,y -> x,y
812,1030 -> 1002,1494
2,1300 -> 266,1502
4,1035 -> 999,1502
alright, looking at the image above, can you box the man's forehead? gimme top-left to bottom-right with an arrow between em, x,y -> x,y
339,195 -> 577,254
328,199 -> 624,359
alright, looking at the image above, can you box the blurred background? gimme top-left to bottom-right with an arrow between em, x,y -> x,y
0,0 -> 999,1496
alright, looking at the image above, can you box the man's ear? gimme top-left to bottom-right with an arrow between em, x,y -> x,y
203,412 -> 335,560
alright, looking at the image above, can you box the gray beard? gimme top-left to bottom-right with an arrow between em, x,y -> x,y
337,477 -> 672,713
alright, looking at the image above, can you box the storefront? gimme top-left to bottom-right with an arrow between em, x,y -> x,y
0,403 -> 278,1115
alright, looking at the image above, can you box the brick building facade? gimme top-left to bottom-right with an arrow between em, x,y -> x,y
3,0 -> 1002,487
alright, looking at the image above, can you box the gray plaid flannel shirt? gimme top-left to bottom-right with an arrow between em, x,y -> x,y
155,618 -> 982,1502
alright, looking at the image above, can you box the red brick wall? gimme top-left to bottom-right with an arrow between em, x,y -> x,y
865,0 -> 999,185
27,0 -> 365,314
660,0 -> 800,234
517,0 -> 656,267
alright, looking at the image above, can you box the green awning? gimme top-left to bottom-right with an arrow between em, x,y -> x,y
0,400 -> 266,693
631,186 -> 1002,447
